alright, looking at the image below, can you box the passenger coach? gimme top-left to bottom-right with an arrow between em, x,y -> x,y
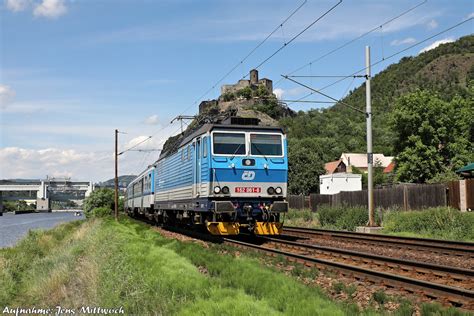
125,119 -> 288,235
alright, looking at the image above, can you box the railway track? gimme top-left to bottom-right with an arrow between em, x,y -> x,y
282,226 -> 474,259
224,237 -> 474,310
134,218 -> 474,310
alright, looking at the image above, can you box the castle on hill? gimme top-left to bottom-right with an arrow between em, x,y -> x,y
221,69 -> 273,95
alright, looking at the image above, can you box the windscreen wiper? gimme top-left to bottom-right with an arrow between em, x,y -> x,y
230,143 -> 243,160
252,145 -> 268,161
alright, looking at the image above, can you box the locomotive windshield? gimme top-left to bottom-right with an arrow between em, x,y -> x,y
213,133 -> 246,155
250,134 -> 282,156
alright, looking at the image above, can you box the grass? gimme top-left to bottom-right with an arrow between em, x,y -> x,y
286,206 -> 473,241
1,215 -> 471,315
283,209 -> 320,228
382,207 -> 474,241
0,217 -> 346,315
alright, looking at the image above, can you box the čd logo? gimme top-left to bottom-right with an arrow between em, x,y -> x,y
242,171 -> 255,180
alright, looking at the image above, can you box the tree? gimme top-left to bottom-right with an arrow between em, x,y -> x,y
83,188 -> 114,218
287,139 -> 325,195
391,90 -> 473,183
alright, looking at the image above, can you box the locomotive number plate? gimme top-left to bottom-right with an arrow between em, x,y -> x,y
235,187 -> 261,193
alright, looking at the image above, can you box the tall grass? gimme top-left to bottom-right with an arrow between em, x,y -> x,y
283,209 -> 319,228
382,207 -> 474,241
0,217 -> 347,315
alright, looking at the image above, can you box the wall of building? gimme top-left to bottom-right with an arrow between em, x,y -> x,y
320,173 -> 362,195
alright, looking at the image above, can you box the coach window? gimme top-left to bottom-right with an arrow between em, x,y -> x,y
213,133 -> 246,155
250,134 -> 282,156
202,136 -> 208,158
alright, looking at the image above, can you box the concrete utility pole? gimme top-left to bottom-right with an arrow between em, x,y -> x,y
365,46 -> 375,226
114,129 -> 119,221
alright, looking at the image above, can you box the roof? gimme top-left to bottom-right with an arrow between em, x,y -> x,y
325,159 -> 343,174
456,163 -> 474,173
159,123 -> 284,161
340,153 -> 394,168
383,161 -> 395,173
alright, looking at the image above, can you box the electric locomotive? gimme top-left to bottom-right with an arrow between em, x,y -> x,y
125,117 -> 288,235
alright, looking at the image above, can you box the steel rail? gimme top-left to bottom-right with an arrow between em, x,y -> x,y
282,226 -> 474,255
223,238 -> 474,309
261,236 -> 474,277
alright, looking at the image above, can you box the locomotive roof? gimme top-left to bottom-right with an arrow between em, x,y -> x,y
158,123 -> 284,161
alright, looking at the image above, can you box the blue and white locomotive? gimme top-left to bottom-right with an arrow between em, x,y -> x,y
125,119 -> 288,235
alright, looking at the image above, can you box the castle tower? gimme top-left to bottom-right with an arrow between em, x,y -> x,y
250,69 -> 258,85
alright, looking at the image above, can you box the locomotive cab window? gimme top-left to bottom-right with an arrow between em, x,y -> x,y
213,133 -> 246,155
250,134 -> 282,156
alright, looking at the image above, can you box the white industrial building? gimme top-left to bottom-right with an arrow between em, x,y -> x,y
319,173 -> 362,195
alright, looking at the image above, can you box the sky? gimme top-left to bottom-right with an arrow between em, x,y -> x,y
0,0 -> 473,182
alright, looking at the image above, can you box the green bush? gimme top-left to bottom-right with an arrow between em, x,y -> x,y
83,188 -> 114,218
318,205 -> 370,231
284,209 -> 319,228
383,207 -> 474,241
235,87 -> 252,99
91,207 -> 112,218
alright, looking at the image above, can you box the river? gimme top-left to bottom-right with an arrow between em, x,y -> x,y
0,212 -> 83,248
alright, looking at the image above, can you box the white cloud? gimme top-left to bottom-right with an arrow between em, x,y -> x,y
33,0 -> 67,18
144,114 -> 159,125
125,135 -> 165,151
419,38 -> 455,54
0,85 -> 16,108
426,19 -> 438,30
273,88 -> 284,100
0,147 -> 110,181
5,0 -> 31,11
467,12 -> 474,19
390,37 -> 416,46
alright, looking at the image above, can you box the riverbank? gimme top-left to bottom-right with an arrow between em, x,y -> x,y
0,217 -> 347,315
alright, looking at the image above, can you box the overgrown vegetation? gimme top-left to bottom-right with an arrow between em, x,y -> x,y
284,209 -> 320,228
0,218 -> 348,315
318,205 -> 375,231
82,188 -> 119,218
287,206 -> 473,241
382,207 -> 474,241
2,200 -> 36,212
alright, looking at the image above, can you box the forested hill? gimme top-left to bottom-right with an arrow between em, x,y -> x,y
280,35 -> 473,193
281,34 -> 474,159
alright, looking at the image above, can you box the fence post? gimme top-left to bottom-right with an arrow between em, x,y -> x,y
403,185 -> 408,211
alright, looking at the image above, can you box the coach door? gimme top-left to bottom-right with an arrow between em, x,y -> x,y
194,138 -> 202,197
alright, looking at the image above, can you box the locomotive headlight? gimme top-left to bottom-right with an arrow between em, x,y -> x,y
275,187 -> 283,195
267,187 -> 275,195
222,186 -> 230,194
213,186 -> 221,194
244,159 -> 251,166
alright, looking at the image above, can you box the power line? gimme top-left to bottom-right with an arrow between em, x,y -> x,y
183,0 -> 309,115
288,16 -> 473,104
287,75 -> 366,78
240,0 -> 343,81
274,0 -> 427,87
282,75 -> 365,114
119,1 -> 309,153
